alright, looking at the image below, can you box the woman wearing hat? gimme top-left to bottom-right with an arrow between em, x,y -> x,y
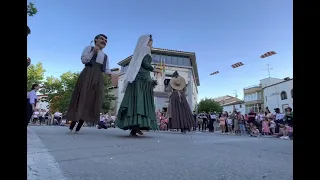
167,71 -> 194,133
115,35 -> 162,136
66,34 -> 113,133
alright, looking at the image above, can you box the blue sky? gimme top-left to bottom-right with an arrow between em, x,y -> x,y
27,0 -> 292,100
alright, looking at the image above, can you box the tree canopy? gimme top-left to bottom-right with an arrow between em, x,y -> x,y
198,98 -> 223,113
27,62 -> 45,90
27,2 -> 38,35
27,2 -> 38,17
38,71 -> 115,113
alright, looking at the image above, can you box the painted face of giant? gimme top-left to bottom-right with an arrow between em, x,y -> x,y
95,34 -> 107,49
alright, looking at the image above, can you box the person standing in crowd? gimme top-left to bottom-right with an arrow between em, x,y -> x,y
230,107 -> 239,135
247,108 -> 257,126
38,109 -> 46,125
27,84 -> 40,126
224,111 -> 229,133
167,71 -> 194,133
274,108 -> 285,133
219,113 -> 227,134
66,34 -> 113,133
265,107 -> 272,117
237,111 -> 246,135
226,115 -> 233,134
116,35 -> 161,136
192,111 -> 197,131
256,110 -> 264,133
284,107 -> 293,127
208,111 -> 217,132
44,111 -> 50,125
32,110 -> 39,124
199,111 -> 208,132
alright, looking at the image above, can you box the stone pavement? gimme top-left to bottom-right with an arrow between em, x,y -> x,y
27,126 -> 293,180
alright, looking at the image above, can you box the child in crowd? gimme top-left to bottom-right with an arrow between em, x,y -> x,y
219,114 -> 226,134
238,113 -> 246,135
262,117 -> 270,135
279,123 -> 293,140
250,125 -> 260,137
269,118 -> 276,135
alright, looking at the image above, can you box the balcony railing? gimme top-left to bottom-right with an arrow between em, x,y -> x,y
243,84 -> 261,90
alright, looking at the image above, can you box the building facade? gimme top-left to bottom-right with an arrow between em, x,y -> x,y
243,77 -> 284,113
222,101 -> 246,115
213,95 -> 241,106
116,48 -> 200,113
263,78 -> 293,113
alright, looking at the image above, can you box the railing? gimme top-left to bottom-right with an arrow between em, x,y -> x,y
244,99 -> 263,102
243,84 -> 261,90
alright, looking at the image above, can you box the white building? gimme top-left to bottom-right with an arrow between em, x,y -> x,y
263,78 -> 293,112
222,101 -> 246,115
243,77 -> 285,113
117,48 -> 200,112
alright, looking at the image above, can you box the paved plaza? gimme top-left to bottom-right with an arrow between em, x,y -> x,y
27,126 -> 293,180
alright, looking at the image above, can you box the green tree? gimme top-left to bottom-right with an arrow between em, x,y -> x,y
101,75 -> 116,113
41,71 -> 115,114
27,2 -> 38,17
49,72 -> 79,113
198,98 -> 223,113
39,76 -> 62,102
27,62 -> 46,90
27,2 -> 38,35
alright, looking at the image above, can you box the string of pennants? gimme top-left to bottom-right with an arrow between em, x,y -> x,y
209,51 -> 277,76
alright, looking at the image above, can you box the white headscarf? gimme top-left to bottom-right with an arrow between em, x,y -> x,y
122,35 -> 152,93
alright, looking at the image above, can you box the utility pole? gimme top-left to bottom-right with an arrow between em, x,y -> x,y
262,64 -> 273,78
233,90 -> 238,98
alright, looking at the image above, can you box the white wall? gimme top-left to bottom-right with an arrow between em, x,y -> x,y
116,65 -> 199,112
191,74 -> 198,112
263,79 -> 293,113
223,103 -> 246,115
260,77 -> 284,88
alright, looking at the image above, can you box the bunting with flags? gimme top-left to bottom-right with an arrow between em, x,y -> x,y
210,71 -> 219,75
231,62 -> 244,68
260,51 -> 277,58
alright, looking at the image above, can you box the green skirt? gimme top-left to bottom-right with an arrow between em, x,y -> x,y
115,80 -> 158,131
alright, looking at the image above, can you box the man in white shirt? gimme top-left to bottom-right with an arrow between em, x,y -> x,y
274,108 -> 285,133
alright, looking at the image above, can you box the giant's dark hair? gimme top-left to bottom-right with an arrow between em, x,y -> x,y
93,34 -> 107,45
